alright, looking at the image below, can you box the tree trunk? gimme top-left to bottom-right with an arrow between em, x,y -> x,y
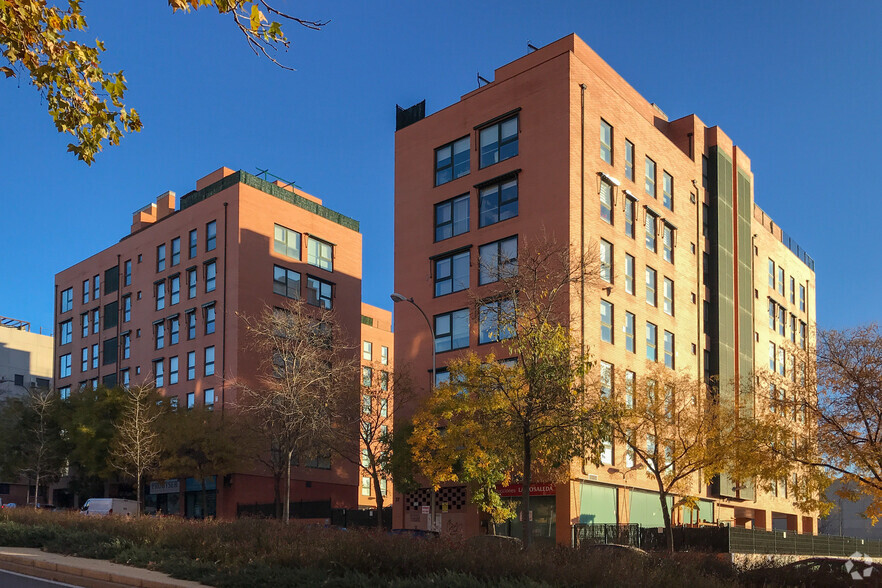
273,473 -> 282,519
136,471 -> 142,517
656,478 -> 674,553
34,471 -> 40,507
284,450 -> 293,522
522,433 -> 532,548
372,470 -> 384,529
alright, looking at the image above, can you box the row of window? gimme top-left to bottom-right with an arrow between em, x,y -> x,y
600,243 -> 676,313
767,383 -> 807,423
152,347 -> 215,387
434,235 -> 517,297
768,299 -> 807,347
361,391 -> 389,414
768,259 -> 806,312
361,476 -> 388,497
434,114 -> 519,187
272,265 -> 334,309
362,341 -> 389,365
155,305 -> 216,350
157,221 -> 216,273
60,265 -> 122,314
433,301 -> 516,353
599,188 -> 675,262
768,342 -> 806,385
362,367 -> 390,391
273,224 -> 335,272
434,176 -> 519,242
600,301 -> 676,369
156,261 -> 216,311
600,119 -> 675,211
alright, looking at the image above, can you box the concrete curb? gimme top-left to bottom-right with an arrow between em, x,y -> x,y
0,547 -> 207,587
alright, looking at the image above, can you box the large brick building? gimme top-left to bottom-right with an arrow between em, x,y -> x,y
392,34 -> 816,543
53,167 -> 370,518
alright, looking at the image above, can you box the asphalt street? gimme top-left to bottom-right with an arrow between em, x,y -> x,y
0,569 -> 79,587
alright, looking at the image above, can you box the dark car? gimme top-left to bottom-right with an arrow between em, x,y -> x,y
743,557 -> 882,587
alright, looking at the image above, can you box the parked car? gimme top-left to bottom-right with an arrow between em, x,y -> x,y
742,557 -> 882,587
81,498 -> 138,516
0,502 -> 16,509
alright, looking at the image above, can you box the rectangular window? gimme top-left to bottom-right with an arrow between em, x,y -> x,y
799,284 -> 806,312
105,303 -> 118,333
435,136 -> 470,185
361,477 -> 371,496
187,310 -> 196,340
662,171 -> 673,210
91,343 -> 99,369
60,288 -> 73,313
479,299 -> 515,344
187,351 -> 196,380
479,114 -> 518,168
435,250 -> 470,296
188,268 -> 197,299
600,180 -> 613,224
434,308 -> 469,352
155,321 -> 166,350
306,276 -> 333,309
187,392 -> 195,410
273,224 -> 301,260
381,346 -> 389,365
479,178 -> 518,227
155,281 -> 165,311
769,300 -> 776,330
171,237 -> 181,266
189,229 -> 198,258
790,277 -> 796,305
600,119 -> 613,164
645,266 -> 657,306
799,321 -> 806,349
122,332 -> 131,359
600,300 -> 613,343
768,259 -> 775,289
646,322 -> 658,362
122,259 -> 131,287
83,279 -> 90,304
645,157 -> 656,197
206,220 -> 217,251
157,244 -> 166,272
93,275 -> 100,300
479,236 -> 517,285
625,254 -> 635,295
205,305 -> 216,335
81,312 -> 88,337
169,356 -> 179,385
662,224 -> 674,263
702,204 -> 709,237
434,194 -> 469,241
92,309 -> 100,334
363,341 -> 372,361
121,370 -> 129,387
81,347 -> 88,372
60,319 -> 72,345
123,295 -> 131,322
60,353 -> 72,378
600,240 -> 613,283
169,316 -> 180,345
778,305 -> 786,337
380,374 -> 389,394
778,267 -> 785,296
663,277 -> 674,316
205,261 -> 216,292
204,388 -> 215,410
645,210 -> 657,252
769,342 -> 776,371
624,196 -> 636,239
778,347 -> 786,376
307,237 -> 334,271
600,361 -> 613,398
205,346 -> 215,376
273,265 -> 300,299
624,312 -> 635,353
625,140 -> 634,180
664,331 -> 674,369
169,275 -> 180,305
362,367 -> 372,388
790,315 -> 797,343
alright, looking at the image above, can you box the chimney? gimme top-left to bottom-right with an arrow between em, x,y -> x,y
130,191 -> 176,234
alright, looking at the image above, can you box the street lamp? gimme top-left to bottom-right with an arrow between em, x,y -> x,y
607,464 -> 645,526
390,292 -> 438,532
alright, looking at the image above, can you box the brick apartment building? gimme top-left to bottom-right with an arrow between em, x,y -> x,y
53,167 -> 371,518
392,34 -> 816,544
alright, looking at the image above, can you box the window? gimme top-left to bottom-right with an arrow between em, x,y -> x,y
434,309 -> 469,352
778,306 -> 786,337
381,346 -> 389,365
125,260 -> 132,286
81,347 -> 88,372
663,278 -> 674,316
155,322 -> 165,349
187,351 -> 196,380
379,372 -> 389,392
91,344 -> 99,369
624,196 -> 636,238
155,282 -> 166,311
121,370 -> 130,387
600,181 -> 613,224
169,356 -> 179,385
363,341 -> 372,361
157,244 -> 166,272
92,308 -> 100,334
645,157 -> 656,197
189,229 -> 198,259
600,119 -> 613,164
361,477 -> 371,496
769,342 -> 776,371
205,346 -> 215,376
790,277 -> 795,305
83,279 -> 90,304
93,275 -> 100,300
479,114 -> 518,168
380,393 -> 388,413
769,300 -> 776,330
625,254 -> 635,295
123,295 -> 131,322
778,267 -> 784,296
170,316 -> 180,345
645,210 -> 657,252
664,331 -> 674,369
272,265 -> 300,299
434,194 -> 469,241
645,267 -> 657,306
479,299 -> 515,344
206,220 -> 217,251
273,224 -> 301,260
307,237 -> 333,271
205,305 -> 216,334
599,240 -> 613,283
60,288 -> 73,313
435,136 -> 470,185
600,300 -> 613,343
187,392 -> 195,410
768,259 -> 775,289
600,361 -> 613,398
662,171 -> 673,210
624,140 -> 634,180
380,478 -> 388,496
646,322 -> 658,362
799,321 -> 806,349
799,284 -> 806,312
81,312 -> 88,337
790,315 -> 797,343
187,310 -> 196,340
435,251 -> 469,296
188,268 -> 197,299
169,275 -> 180,305
479,236 -> 517,285
205,261 -> 216,292
306,276 -> 333,309
171,237 -> 181,266
625,312 -> 635,353
122,332 -> 130,359
702,204 -> 709,238
479,178 -> 518,227
769,383 -> 777,413
362,367 -> 372,388
778,347 -> 786,376
60,320 -> 72,345
662,224 -> 674,263
60,353 -> 71,378
204,388 -> 215,410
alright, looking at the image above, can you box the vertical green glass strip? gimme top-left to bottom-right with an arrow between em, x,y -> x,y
736,169 -> 754,419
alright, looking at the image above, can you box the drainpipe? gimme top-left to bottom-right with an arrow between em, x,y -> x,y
222,202 -> 228,415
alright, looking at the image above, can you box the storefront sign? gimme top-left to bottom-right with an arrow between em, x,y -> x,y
495,483 -> 556,497
149,479 -> 180,495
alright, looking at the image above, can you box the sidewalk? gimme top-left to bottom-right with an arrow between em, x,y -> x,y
0,547 -> 207,588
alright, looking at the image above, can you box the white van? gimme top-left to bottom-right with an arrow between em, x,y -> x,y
81,498 -> 138,516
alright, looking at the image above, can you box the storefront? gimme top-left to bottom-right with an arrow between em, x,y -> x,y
493,483 -> 556,544
145,479 -> 181,515
184,476 -> 216,519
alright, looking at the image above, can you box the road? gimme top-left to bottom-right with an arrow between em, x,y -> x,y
0,569 -> 79,587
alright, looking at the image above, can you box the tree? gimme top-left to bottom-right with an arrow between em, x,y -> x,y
237,301 -> 358,522
411,238 -> 607,546
9,388 -> 65,506
109,385 -> 164,515
1,1 -> 326,163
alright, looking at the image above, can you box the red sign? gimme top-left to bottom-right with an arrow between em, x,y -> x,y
496,483 -> 556,497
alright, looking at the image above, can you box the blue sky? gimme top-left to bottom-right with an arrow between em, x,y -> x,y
1,0 -> 879,334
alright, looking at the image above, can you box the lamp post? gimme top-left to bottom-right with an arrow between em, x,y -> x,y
390,292 -> 438,532
607,464 -> 645,527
